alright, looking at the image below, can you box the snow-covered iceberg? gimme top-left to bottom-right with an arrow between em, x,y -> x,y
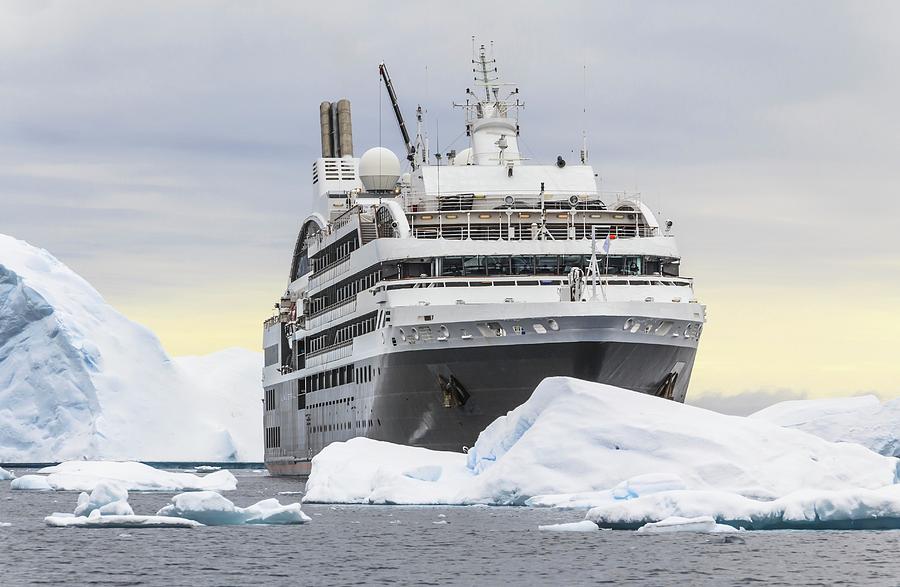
0,466 -> 14,480
304,377 -> 899,506
0,233 -> 262,462
11,461 -> 237,492
750,395 -> 900,457
156,491 -> 310,525
586,485 -> 900,530
44,477 -> 200,528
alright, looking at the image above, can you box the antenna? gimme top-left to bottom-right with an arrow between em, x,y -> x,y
581,63 -> 588,164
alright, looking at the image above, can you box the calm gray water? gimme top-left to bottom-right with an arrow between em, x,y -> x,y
2,468 -> 900,586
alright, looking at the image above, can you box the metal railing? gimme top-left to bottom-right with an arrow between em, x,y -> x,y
409,222 -> 655,241
306,298 -> 358,330
305,340 -> 353,368
308,256 -> 352,290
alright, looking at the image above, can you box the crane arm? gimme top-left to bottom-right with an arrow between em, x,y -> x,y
379,62 -> 414,159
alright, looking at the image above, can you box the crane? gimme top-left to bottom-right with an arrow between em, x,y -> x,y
378,62 -> 415,163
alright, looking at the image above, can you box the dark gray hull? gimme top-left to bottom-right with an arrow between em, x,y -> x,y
369,340 -> 696,452
266,339 -> 695,475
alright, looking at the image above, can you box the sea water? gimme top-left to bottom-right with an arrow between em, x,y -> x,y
2,469 -> 899,586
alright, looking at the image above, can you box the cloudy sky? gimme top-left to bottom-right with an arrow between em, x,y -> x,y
2,1 -> 898,406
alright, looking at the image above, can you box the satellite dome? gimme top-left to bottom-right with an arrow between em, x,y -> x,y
359,147 -> 401,191
453,147 -> 473,166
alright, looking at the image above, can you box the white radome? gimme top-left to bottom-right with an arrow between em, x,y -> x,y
359,147 -> 400,191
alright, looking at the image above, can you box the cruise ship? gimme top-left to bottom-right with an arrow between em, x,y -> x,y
262,46 -> 706,475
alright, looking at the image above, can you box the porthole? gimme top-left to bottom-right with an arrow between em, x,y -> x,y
643,322 -> 653,333
439,325 -> 450,338
398,328 -> 406,342
410,327 -> 420,341
547,319 -> 560,331
533,323 -> 547,334
629,322 -> 642,334
623,318 -> 635,331
683,325 -> 693,338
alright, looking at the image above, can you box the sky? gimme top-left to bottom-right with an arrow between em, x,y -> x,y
1,0 -> 899,406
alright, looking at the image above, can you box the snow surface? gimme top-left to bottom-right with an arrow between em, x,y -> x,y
0,233 -> 262,462
11,461 -> 237,492
750,395 -> 900,457
156,491 -> 310,525
0,466 -> 14,480
635,516 -> 738,534
304,377 -> 899,506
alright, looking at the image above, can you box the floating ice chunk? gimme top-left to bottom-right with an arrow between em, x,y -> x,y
73,480 -> 131,516
45,513 -> 201,528
10,475 -> 52,491
0,522 -> 11,527
14,461 -> 238,492
156,491 -> 310,525
242,499 -> 311,524
635,516 -> 739,534
538,520 -> 599,532
0,466 -> 15,480
194,466 -> 221,472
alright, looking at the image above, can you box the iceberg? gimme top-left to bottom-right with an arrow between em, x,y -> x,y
586,485 -> 900,530
0,233 -> 262,462
11,461 -> 237,492
0,466 -> 14,480
635,516 -> 739,534
750,395 -> 900,457
156,491 -> 310,525
304,377 -> 899,506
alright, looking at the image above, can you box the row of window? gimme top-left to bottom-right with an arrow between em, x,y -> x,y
310,419 -> 379,434
265,426 -> 281,449
310,268 -> 382,314
310,234 -> 358,274
264,388 -> 276,411
306,312 -> 378,355
438,255 -> 676,277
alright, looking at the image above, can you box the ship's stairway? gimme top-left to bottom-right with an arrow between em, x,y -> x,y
360,221 -> 378,245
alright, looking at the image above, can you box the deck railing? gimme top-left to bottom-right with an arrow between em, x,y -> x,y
306,298 -> 358,330
305,340 -> 353,368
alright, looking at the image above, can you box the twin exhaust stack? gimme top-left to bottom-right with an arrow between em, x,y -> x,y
319,99 -> 353,158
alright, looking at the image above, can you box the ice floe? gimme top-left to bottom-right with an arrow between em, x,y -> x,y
12,461 -> 237,492
0,466 -> 15,480
45,511 -> 201,529
73,480 -> 133,517
635,516 -> 739,534
750,395 -> 900,458
156,491 -> 310,525
538,520 -> 600,532
305,377 -> 899,506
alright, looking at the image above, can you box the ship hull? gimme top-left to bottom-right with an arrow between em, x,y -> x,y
265,339 -> 696,476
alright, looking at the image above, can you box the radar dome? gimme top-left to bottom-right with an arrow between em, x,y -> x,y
453,147 -> 473,166
359,147 -> 401,191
